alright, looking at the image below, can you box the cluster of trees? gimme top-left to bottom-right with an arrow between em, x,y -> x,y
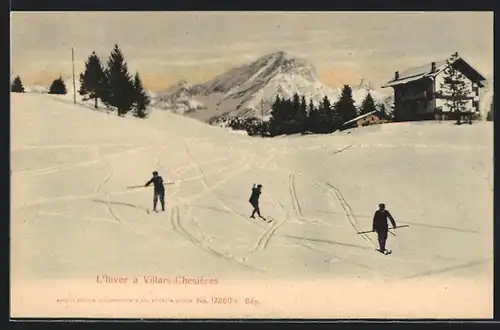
11,44 -> 151,119
268,85 -> 385,136
213,85 -> 388,137
11,75 -> 68,94
78,44 -> 150,118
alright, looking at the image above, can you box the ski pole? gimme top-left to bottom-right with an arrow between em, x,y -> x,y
126,185 -> 144,189
357,225 -> 409,235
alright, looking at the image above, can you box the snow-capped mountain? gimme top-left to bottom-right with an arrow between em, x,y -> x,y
356,78 -> 375,91
152,51 -> 392,121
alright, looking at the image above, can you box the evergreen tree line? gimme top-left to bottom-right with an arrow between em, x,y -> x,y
11,44 -> 151,119
78,44 -> 150,118
215,85 -> 389,137
267,85 -> 386,136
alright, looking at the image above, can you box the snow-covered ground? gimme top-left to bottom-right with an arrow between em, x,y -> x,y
11,93 -> 493,318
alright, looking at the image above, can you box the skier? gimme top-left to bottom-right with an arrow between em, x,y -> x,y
145,171 -> 165,212
249,184 -> 264,220
372,203 -> 397,254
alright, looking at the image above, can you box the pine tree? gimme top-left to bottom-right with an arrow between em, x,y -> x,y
317,95 -> 332,133
308,99 -> 315,116
378,103 -> 387,116
291,93 -> 300,118
440,52 -> 472,124
288,93 -> 306,134
132,72 -> 150,118
48,76 -> 67,95
79,51 -> 107,109
359,92 -> 377,116
336,85 -> 358,128
269,95 -> 283,136
103,44 -> 135,116
307,99 -> 318,133
296,95 -> 308,133
11,75 -> 25,93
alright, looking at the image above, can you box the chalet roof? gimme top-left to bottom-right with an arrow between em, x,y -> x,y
381,56 -> 487,88
342,110 -> 380,126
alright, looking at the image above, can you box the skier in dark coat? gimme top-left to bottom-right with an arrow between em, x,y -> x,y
249,184 -> 264,219
372,203 -> 396,253
145,171 -> 165,212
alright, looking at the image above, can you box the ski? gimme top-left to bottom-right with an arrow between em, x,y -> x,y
146,209 -> 165,214
265,216 -> 274,223
376,249 -> 392,255
250,216 -> 273,223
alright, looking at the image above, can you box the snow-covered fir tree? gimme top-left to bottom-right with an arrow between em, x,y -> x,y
133,72 -> 150,118
11,75 -> 25,93
79,51 -> 107,109
48,76 -> 67,95
440,52 -> 472,124
103,44 -> 135,116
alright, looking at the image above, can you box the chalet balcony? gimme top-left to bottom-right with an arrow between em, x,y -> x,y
434,91 -> 475,101
396,90 -> 434,102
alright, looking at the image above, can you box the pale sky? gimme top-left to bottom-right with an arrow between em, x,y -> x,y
11,11 -> 494,92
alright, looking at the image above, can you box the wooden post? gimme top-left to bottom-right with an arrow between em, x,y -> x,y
72,47 -> 76,104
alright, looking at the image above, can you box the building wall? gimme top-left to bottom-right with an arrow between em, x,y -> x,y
434,70 -> 479,114
394,79 -> 434,121
357,114 -> 388,127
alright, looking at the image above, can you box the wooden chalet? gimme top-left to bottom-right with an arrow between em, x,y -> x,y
381,53 -> 487,122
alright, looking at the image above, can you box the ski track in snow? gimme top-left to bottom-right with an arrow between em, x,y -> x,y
13,95 -> 491,280
256,217 -> 285,252
92,149 -> 121,226
100,163 -> 122,225
285,172 -> 327,226
313,180 -> 376,248
13,144 -> 152,177
181,138 -> 302,260
252,196 -> 288,253
403,258 -> 492,280
180,138 -> 267,253
285,235 -> 371,251
18,136 -> 483,279
169,205 -> 264,272
288,172 -> 306,223
310,178 -> 469,265
36,211 -> 118,225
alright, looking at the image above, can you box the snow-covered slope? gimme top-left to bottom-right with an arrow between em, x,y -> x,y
152,51 -> 392,121
11,93 -> 493,318
24,84 -> 49,94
